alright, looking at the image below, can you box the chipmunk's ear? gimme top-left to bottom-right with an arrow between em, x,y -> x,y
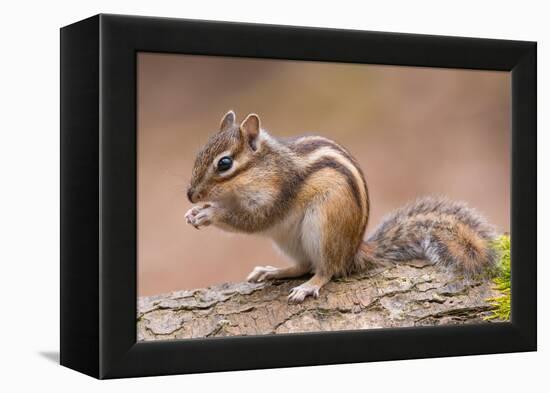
240,113 -> 261,151
219,110 -> 236,132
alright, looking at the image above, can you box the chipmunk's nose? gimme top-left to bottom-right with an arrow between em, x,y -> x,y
187,187 -> 203,203
187,188 -> 195,203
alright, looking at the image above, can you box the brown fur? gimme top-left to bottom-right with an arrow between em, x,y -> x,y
186,112 -> 499,302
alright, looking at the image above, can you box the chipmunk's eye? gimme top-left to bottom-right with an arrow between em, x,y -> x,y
217,156 -> 233,172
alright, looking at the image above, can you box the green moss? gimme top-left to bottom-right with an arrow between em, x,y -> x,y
485,234 -> 511,321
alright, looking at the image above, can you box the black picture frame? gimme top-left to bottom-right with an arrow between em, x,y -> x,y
60,14 -> 537,379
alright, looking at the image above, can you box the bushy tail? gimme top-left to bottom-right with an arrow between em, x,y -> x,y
353,197 -> 499,275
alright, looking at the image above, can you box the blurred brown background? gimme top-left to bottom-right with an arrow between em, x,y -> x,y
137,53 -> 510,297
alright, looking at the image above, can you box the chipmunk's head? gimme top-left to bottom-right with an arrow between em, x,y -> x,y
187,110 -> 266,203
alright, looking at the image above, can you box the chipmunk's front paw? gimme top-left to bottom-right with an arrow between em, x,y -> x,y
288,283 -> 320,303
246,266 -> 279,283
185,203 -> 218,229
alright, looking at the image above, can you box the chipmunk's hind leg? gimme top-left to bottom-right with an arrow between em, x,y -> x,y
288,188 -> 363,303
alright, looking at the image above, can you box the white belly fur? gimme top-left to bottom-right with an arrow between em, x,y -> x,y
263,204 -> 322,272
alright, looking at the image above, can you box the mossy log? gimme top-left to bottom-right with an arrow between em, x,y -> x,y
137,260 -> 500,341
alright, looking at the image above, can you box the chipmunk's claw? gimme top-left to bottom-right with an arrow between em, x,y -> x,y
185,204 -> 215,229
246,266 -> 278,283
288,283 -> 320,303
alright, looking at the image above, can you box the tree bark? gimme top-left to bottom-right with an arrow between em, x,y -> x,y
137,260 -> 500,341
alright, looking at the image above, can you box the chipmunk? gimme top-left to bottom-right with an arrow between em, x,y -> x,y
185,111 -> 498,303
